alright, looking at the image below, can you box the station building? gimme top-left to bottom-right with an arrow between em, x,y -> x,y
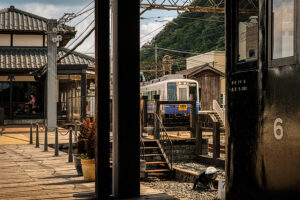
0,6 -> 95,124
180,51 -> 226,110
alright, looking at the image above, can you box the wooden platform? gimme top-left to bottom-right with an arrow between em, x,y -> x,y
0,125 -> 75,145
0,144 -> 177,199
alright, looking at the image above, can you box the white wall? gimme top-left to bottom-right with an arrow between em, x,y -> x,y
13,34 -> 43,47
0,34 -> 11,46
186,51 -> 225,73
186,53 -> 214,69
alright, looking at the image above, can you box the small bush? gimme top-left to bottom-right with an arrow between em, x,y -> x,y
77,118 -> 96,159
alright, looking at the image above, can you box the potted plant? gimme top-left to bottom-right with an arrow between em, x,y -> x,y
73,124 -> 88,176
80,118 -> 96,181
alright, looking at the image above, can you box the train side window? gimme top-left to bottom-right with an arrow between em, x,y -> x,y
272,0 -> 294,59
237,0 -> 259,63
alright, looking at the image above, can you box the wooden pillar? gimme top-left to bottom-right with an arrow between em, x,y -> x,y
58,83 -> 62,114
47,19 -> 58,130
95,0 -> 111,199
154,94 -> 160,139
112,0 -> 140,198
190,94 -> 197,138
142,96 -> 148,128
196,114 -> 202,155
213,121 -> 220,159
81,73 -> 87,120
9,74 -> 13,119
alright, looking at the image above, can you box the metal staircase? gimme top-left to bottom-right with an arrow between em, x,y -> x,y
212,100 -> 225,127
140,113 -> 173,178
141,139 -> 171,177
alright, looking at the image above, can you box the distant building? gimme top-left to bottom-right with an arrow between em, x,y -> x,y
177,63 -> 224,110
185,51 -> 225,109
238,16 -> 258,61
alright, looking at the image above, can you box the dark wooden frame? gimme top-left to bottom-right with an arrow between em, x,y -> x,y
95,1 -> 111,199
234,0 -> 259,71
111,0 -> 140,198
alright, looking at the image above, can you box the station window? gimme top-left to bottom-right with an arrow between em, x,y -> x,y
272,0 -> 294,59
238,0 -> 259,62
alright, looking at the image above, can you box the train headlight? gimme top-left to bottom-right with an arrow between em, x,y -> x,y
178,82 -> 187,85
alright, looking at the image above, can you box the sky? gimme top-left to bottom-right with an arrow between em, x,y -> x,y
0,0 -> 179,57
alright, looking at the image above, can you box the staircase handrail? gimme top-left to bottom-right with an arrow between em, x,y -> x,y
140,136 -> 145,160
154,112 -> 173,171
213,100 -> 225,125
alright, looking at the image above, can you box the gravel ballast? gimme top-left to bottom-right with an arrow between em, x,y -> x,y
143,162 -> 225,200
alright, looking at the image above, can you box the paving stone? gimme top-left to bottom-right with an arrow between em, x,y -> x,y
0,141 -> 177,199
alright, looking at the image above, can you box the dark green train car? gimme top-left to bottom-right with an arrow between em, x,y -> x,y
225,0 -> 300,199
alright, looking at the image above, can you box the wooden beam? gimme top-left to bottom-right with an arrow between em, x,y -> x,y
112,0 -> 140,198
95,0 -> 111,199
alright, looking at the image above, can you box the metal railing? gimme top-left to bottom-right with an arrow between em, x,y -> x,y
213,100 -> 225,125
140,136 -> 145,160
154,113 -> 173,171
29,122 -> 78,163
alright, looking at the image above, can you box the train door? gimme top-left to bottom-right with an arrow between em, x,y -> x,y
260,0 -> 300,194
177,86 -> 188,101
226,0 -> 299,199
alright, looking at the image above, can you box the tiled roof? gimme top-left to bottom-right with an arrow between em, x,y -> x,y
0,6 -> 48,32
177,63 -> 225,77
0,6 -> 75,35
0,47 -> 95,71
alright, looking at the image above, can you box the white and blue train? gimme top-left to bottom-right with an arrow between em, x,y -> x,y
140,74 -> 200,115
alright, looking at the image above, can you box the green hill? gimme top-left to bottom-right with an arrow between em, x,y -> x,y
140,8 -> 225,79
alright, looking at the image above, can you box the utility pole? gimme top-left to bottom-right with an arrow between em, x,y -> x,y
47,19 -> 58,130
155,44 -> 158,78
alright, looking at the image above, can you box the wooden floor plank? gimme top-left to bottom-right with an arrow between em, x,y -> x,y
0,143 -> 177,199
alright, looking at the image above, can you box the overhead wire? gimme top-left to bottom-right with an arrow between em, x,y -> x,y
67,19 -> 95,48
140,24 -> 166,41
75,6 -> 94,19
75,0 -> 94,15
142,45 -> 225,56
31,1 -> 95,76
74,9 -> 95,27
58,27 -> 95,63
141,16 -> 224,22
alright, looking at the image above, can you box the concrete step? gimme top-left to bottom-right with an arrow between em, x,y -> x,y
143,154 -> 163,157
142,147 -> 160,149
146,161 -> 167,165
146,169 -> 170,173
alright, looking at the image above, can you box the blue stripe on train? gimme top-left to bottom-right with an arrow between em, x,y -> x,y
146,102 -> 199,114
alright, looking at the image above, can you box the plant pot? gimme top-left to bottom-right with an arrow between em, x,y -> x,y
73,154 -> 83,176
81,158 -> 95,181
